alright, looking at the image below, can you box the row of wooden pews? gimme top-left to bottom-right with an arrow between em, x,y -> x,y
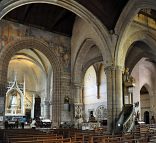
3,129 -> 71,143
2,124 -> 156,143
50,128 -> 132,143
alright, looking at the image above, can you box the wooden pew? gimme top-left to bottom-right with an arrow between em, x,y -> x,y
10,138 -> 72,143
8,135 -> 63,143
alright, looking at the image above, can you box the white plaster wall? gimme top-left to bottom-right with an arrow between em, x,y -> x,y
131,62 -> 140,104
84,66 -> 97,104
100,65 -> 107,102
140,93 -> 150,120
83,65 -> 107,121
131,58 -> 156,119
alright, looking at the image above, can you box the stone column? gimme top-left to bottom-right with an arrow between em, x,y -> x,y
40,103 -> 44,117
44,100 -> 50,119
73,83 -> 82,103
115,66 -> 123,116
0,83 -> 6,126
96,82 -> 100,99
96,70 -> 101,99
150,91 -> 156,117
73,83 -> 83,128
81,85 -> 84,104
104,66 -> 123,133
104,66 -> 115,133
22,92 -> 25,116
128,91 -> 133,104
31,94 -> 35,119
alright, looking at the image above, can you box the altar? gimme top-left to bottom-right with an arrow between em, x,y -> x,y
82,122 -> 100,130
5,77 -> 34,118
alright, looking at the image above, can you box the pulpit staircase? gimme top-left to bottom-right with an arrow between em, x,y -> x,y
114,104 -> 135,134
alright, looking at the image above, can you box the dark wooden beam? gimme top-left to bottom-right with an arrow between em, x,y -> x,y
50,9 -> 67,30
22,4 -> 33,22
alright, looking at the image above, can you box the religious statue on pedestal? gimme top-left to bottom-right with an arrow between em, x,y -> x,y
5,77 -> 24,116
8,90 -> 21,110
89,111 -> 97,122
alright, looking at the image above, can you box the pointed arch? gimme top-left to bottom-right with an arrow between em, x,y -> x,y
117,31 -> 156,67
0,0 -> 112,66
115,0 -> 156,67
73,38 -> 103,85
115,0 -> 156,35
140,83 -> 151,123
140,83 -> 152,96
0,37 -> 63,125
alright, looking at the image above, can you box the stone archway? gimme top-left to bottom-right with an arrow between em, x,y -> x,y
115,0 -> 156,37
82,57 -> 103,80
117,31 -> 156,68
140,86 -> 150,122
115,0 -> 156,67
0,38 -> 63,126
72,38 -> 104,104
125,40 -> 156,73
0,0 -> 112,66
73,38 -> 102,84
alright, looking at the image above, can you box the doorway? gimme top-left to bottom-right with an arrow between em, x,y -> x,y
144,111 -> 149,124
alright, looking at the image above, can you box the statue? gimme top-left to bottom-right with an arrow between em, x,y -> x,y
123,67 -> 135,87
9,90 -> 21,109
11,94 -> 17,106
89,111 -> 96,122
123,68 -> 130,82
64,96 -> 69,104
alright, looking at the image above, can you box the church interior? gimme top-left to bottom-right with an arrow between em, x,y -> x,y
1,0 -> 156,142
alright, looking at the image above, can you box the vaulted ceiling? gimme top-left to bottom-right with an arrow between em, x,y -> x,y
125,41 -> 156,73
3,0 -> 129,37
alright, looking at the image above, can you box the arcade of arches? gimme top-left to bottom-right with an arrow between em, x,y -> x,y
0,0 -> 156,134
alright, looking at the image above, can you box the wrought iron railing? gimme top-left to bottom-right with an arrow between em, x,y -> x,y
123,107 -> 135,133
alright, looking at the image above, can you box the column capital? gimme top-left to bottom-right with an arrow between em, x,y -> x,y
104,65 -> 124,76
72,82 -> 82,88
104,65 -> 124,72
74,103 -> 83,106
